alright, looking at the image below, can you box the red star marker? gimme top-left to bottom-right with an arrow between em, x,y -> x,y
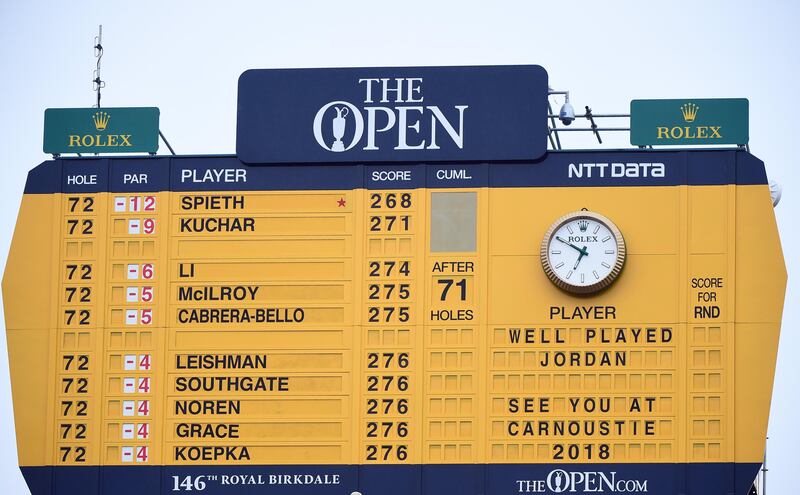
337,198 -> 346,207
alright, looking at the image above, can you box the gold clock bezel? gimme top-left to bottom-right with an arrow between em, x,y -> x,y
540,210 -> 626,294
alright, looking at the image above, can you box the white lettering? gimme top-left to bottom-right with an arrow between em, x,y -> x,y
358,78 -> 381,103
371,170 -> 411,182
406,78 -> 424,103
66,174 -> 98,185
181,169 -> 247,183
568,162 -> 666,179
436,169 -> 473,180
123,173 -> 148,184
380,78 -> 405,103
395,106 -> 425,150
316,77 -> 468,154
364,107 -> 397,151
428,105 -> 468,150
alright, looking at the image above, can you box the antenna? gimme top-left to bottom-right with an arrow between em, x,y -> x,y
92,25 -> 105,108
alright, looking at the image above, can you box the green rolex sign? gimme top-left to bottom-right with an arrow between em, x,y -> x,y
630,98 -> 748,146
43,107 -> 160,154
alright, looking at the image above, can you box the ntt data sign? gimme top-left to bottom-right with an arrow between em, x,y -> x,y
236,65 -> 549,163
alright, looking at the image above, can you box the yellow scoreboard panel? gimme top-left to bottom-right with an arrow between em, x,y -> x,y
3,151 -> 785,495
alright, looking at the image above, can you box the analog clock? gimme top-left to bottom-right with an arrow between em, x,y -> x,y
540,211 -> 626,294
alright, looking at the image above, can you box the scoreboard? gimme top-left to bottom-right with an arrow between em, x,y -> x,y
3,150 -> 786,495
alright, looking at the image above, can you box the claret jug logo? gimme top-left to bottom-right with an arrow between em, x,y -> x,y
656,101 -> 721,141
547,470 -> 570,492
68,110 -> 132,149
313,77 -> 468,153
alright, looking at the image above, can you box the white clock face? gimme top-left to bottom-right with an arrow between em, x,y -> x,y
541,212 -> 626,294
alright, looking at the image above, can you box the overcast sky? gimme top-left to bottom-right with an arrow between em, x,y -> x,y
1,0 -> 798,493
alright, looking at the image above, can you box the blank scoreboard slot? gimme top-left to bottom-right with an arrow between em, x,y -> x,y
175,238 -> 349,258
63,240 -> 95,258
430,192 -> 477,253
689,186 -> 728,253
165,421 -> 346,442
511,372 -> 675,394
365,328 -> 414,348
615,442 -> 676,461
427,374 -> 475,394
490,372 -> 667,394
60,331 -> 94,351
167,397 -> 348,418
426,396 -> 475,417
106,330 -> 154,351
110,240 -> 157,258
426,442 -> 475,463
426,419 -> 474,440
427,350 -> 476,370
367,237 -> 415,256
174,329 -> 349,349
425,327 -> 476,348
171,215 -> 350,236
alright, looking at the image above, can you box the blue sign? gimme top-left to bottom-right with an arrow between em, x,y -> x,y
23,150 -> 767,195
236,65 -> 548,164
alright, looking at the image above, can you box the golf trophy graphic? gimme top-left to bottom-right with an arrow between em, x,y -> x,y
331,106 -> 349,152
554,471 -> 564,491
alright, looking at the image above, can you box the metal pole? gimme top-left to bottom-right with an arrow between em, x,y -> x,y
547,127 -> 630,132
585,106 -> 602,144
546,126 -> 556,150
159,131 -> 176,156
547,101 -> 562,150
93,25 -> 105,108
761,438 -> 767,495
548,113 -> 630,119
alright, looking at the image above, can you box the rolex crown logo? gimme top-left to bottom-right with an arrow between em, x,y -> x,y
680,103 -> 699,123
577,220 -> 589,232
92,111 -> 110,131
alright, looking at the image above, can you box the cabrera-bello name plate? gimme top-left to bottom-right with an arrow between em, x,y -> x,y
236,65 -> 549,164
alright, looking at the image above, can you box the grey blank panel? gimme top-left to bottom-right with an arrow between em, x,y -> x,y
430,192 -> 477,252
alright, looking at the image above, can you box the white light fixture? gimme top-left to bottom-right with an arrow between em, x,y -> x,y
559,92 -> 575,126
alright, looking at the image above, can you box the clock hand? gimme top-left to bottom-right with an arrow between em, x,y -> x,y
573,246 -> 588,269
556,236 -> 589,257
